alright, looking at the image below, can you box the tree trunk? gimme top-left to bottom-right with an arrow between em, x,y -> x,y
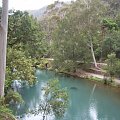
90,41 -> 97,68
0,0 -> 9,97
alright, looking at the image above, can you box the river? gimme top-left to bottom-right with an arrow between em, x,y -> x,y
13,70 -> 120,120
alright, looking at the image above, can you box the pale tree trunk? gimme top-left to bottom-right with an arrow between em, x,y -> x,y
85,0 -> 97,68
87,35 -> 98,68
0,0 -> 9,97
90,40 -> 97,68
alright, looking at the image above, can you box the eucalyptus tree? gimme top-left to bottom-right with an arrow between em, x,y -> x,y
77,0 -> 107,67
0,0 -> 9,97
52,0 -> 107,71
52,12 -> 91,71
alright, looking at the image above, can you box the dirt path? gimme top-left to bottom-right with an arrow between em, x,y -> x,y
69,69 -> 120,85
85,71 -> 120,85
47,59 -> 120,85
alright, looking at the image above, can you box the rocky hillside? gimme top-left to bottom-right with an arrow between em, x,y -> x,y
28,1 -> 72,19
28,0 -> 120,45
28,0 -> 120,19
28,6 -> 47,18
28,1 -> 72,44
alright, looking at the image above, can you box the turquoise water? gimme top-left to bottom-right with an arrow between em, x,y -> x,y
15,70 -> 120,120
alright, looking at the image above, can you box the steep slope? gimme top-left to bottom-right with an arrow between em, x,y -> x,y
37,1 -> 72,44
28,0 -> 120,47
28,1 -> 72,19
28,6 -> 47,18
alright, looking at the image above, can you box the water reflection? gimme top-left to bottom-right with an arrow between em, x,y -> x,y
13,70 -> 120,120
89,100 -> 98,120
89,84 -> 98,120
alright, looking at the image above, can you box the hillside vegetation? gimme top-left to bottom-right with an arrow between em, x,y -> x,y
0,0 -> 120,119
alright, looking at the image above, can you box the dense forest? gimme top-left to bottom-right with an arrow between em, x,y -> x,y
0,0 -> 120,119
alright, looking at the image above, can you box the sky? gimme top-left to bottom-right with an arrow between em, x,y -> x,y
0,0 -> 75,10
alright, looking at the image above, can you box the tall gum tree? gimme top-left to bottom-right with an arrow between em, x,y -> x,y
84,0 -> 97,68
0,0 -> 9,97
80,0 -> 106,68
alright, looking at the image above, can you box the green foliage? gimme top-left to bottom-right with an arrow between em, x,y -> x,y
105,53 -> 120,80
8,10 -> 46,58
40,1 -> 70,49
99,16 -> 120,59
5,10 -> 49,91
37,58 -> 49,69
5,90 -> 24,104
115,61 -> 120,77
6,48 -> 36,87
105,53 -> 117,77
101,26 -> 120,58
61,60 -> 76,72
32,79 -> 69,120
52,0 -> 107,70
0,89 -> 24,120
0,0 -> 120,119
102,19 -> 118,30
0,106 -> 16,120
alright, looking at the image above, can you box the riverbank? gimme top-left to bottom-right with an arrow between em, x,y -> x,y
41,58 -> 120,88
61,69 -> 120,88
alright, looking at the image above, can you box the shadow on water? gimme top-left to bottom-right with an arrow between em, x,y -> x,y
70,87 -> 78,90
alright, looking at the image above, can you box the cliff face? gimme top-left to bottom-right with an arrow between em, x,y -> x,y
28,1 -> 72,19
28,7 -> 47,18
